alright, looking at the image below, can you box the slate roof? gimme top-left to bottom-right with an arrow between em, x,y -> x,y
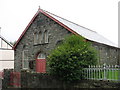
43,10 -> 117,48
13,9 -> 118,49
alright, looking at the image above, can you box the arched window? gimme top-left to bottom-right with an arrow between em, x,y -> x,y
37,53 -> 45,59
34,30 -> 48,44
34,32 -> 38,44
44,30 -> 48,43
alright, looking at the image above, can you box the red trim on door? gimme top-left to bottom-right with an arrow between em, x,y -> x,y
36,59 -> 46,73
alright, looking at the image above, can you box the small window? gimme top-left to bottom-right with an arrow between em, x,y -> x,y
34,32 -> 38,44
22,50 -> 29,69
44,30 -> 48,43
38,31 -> 43,44
34,30 -> 48,44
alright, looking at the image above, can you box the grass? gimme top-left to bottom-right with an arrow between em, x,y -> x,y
107,70 -> 119,80
86,69 -> 120,81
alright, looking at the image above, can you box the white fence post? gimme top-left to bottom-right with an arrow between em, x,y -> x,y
103,63 -> 106,80
89,65 -> 90,79
112,65 -> 114,80
98,65 -> 100,80
84,64 -> 120,81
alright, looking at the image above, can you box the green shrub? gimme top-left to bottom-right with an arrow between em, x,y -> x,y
47,35 -> 98,82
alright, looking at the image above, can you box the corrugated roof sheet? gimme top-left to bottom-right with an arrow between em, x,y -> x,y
44,10 -> 118,48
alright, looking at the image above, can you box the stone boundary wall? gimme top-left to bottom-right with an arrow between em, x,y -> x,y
21,70 -> 120,88
21,70 -> 65,88
2,69 -> 120,88
2,69 -> 14,88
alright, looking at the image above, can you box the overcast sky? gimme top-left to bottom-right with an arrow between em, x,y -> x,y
0,0 -> 119,46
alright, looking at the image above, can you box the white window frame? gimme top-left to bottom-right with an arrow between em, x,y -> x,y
38,31 -> 43,44
44,30 -> 48,43
22,50 -> 29,69
34,32 -> 38,44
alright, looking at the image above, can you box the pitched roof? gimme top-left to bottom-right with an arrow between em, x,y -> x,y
13,9 -> 118,49
0,35 -> 13,48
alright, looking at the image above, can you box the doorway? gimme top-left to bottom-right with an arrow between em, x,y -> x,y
36,53 -> 46,73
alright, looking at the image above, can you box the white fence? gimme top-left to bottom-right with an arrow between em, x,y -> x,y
83,64 -> 120,81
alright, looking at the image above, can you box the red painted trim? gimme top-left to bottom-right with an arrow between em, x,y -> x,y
13,9 -> 79,50
40,10 -> 79,36
13,11 -> 40,50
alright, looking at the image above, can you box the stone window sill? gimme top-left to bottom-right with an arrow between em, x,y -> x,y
33,42 -> 49,46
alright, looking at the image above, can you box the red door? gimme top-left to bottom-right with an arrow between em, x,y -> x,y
36,53 -> 46,73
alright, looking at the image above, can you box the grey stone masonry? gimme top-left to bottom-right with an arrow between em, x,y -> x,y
14,12 -> 71,71
14,11 -> 120,72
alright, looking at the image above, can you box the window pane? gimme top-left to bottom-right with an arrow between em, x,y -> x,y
39,32 -> 42,44
24,51 -> 28,60
44,31 -> 48,43
23,60 -> 29,68
34,33 -> 36,44
34,33 -> 38,44
37,53 -> 45,59
22,50 -> 29,69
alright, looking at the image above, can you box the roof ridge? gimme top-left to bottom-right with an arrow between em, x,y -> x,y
41,9 -> 117,48
13,8 -> 118,49
42,9 -> 97,33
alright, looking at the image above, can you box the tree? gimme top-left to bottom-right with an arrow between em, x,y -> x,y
47,35 -> 98,82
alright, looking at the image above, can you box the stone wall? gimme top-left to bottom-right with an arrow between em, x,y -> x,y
118,49 -> 120,65
21,70 -> 65,88
2,70 -> 120,88
2,69 -> 14,88
21,71 -> 120,88
14,11 -> 120,72
14,12 -> 71,71
92,41 -> 119,65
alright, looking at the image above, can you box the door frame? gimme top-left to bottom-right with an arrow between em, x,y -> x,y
35,52 -> 46,73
